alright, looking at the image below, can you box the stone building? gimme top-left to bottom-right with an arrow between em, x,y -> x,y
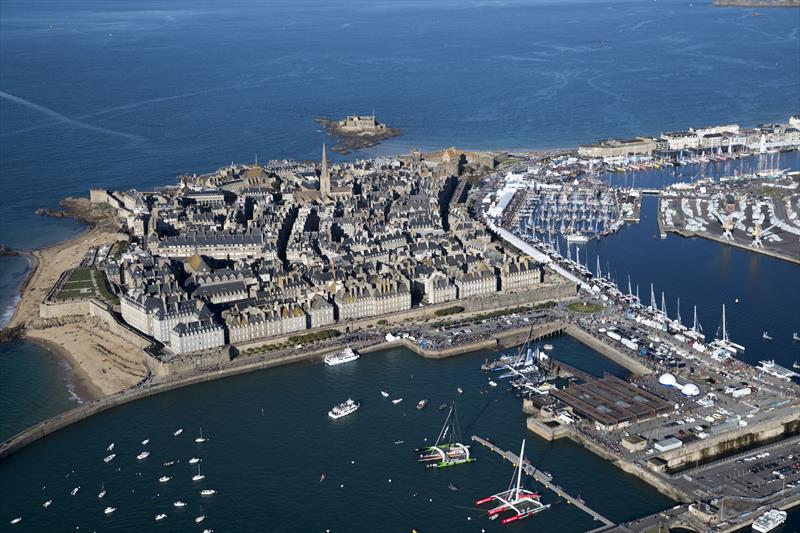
170,319 -> 225,355
499,258 -> 542,292
455,268 -> 497,299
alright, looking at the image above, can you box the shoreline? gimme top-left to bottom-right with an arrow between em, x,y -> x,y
26,335 -> 103,403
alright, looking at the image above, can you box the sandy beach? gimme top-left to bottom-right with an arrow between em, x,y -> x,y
3,215 -> 146,399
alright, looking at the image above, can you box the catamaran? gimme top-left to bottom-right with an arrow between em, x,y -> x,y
416,402 -> 474,469
711,304 -> 745,354
476,440 -> 550,525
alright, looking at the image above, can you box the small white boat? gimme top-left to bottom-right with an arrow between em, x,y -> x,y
159,476 -> 171,483
163,461 -> 175,467
10,517 -> 22,525
107,443 -> 115,452
392,398 -> 403,405
141,438 -> 150,445
42,500 -> 52,508
195,515 -> 205,523
104,506 -> 116,515
136,451 -> 150,460
543,344 -> 554,351
173,428 -> 183,437
155,513 -> 167,521
200,489 -> 217,496
202,529 -> 214,533
416,399 -> 428,410
192,464 -> 205,482
380,391 -> 390,398
457,387 -> 463,395
189,457 -> 201,464
195,428 -> 207,443
762,331 -> 773,340
103,453 -> 116,463
173,501 -> 187,508
70,486 -> 80,496
488,380 -> 498,387
98,483 -> 106,499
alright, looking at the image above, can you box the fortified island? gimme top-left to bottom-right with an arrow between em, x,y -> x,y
315,113 -> 401,154
2,116 -> 800,532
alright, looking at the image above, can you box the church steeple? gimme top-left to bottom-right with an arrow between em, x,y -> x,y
320,143 -> 330,197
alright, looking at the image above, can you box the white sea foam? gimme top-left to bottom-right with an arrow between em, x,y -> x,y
0,295 -> 21,328
59,359 -> 85,405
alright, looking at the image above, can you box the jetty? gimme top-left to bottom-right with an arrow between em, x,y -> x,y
471,435 -> 615,529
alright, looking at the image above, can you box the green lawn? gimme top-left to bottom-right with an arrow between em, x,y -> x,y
567,301 -> 603,314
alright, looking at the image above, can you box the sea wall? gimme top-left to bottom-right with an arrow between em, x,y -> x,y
564,324 -> 652,375
658,410 -> 800,470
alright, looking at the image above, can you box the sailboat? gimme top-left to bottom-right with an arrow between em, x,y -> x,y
98,482 -> 106,499
711,304 -> 746,354
475,440 -> 550,524
195,428 -> 208,443
192,464 -> 205,482
415,402 -> 474,469
763,331 -> 773,341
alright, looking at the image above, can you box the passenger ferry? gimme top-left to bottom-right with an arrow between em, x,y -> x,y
752,509 -> 787,532
324,347 -> 359,366
328,398 -> 360,419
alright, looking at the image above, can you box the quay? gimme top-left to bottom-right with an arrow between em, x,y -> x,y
471,435 -> 616,528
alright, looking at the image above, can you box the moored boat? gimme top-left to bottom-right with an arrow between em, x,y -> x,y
752,509 -> 787,532
324,346 -> 359,366
416,399 -> 428,410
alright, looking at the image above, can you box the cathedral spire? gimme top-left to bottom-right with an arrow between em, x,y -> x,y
320,143 -> 330,196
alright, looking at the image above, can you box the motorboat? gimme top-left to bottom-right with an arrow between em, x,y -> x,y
159,476 -> 171,483
104,506 -> 116,515
457,387 -> 463,395
543,344 -> 554,351
200,489 -> 217,496
189,457 -> 201,464
328,398 -> 360,419
488,380 -> 498,387
380,391 -> 390,398
141,438 -> 150,445
42,500 -> 52,508
195,514 -> 206,523
392,398 -> 403,405
155,513 -> 167,521
173,428 -> 183,437
10,518 -> 22,525
173,501 -> 187,508
136,451 -> 150,460
98,483 -> 106,499
195,428 -> 208,443
70,487 -> 80,496
104,453 -> 116,463
163,461 -> 175,467
417,399 -> 428,410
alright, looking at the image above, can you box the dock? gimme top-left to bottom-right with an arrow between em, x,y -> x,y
471,435 -> 615,529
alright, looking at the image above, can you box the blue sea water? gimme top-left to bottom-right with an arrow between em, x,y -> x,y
0,0 -> 799,528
